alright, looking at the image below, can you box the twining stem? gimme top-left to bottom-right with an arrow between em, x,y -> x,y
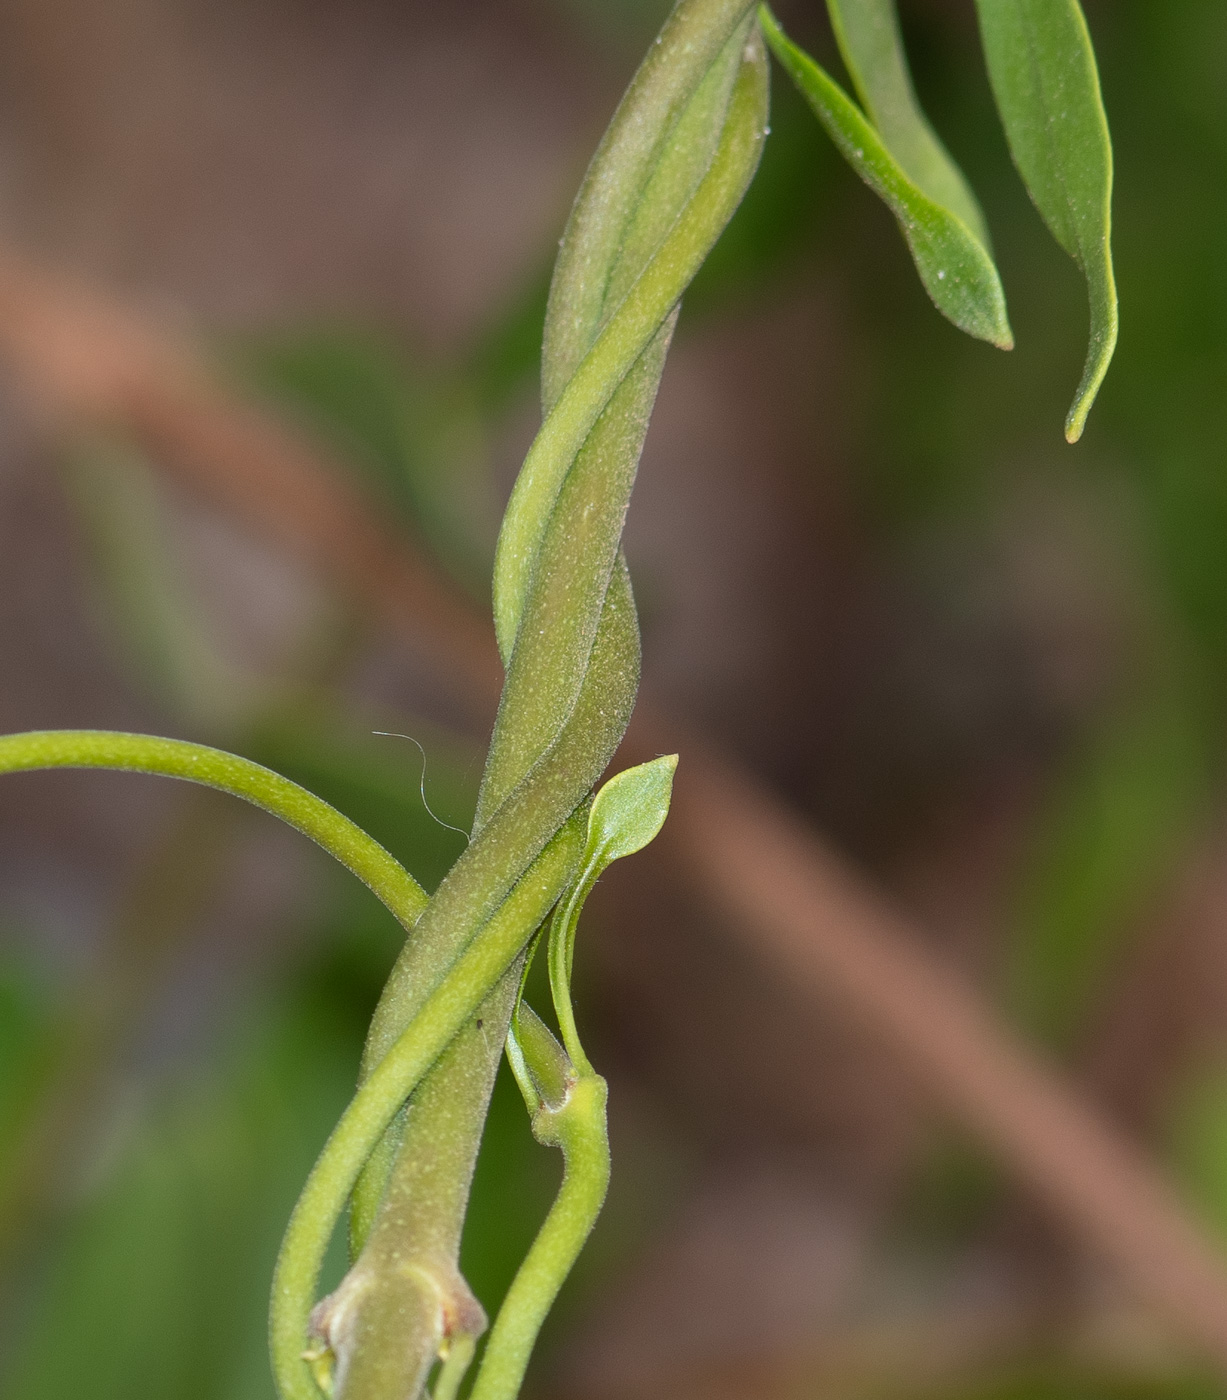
270,5 -> 767,1395
0,730 -> 596,1400
271,817 -> 584,1400
492,5 -> 766,659
431,1333 -> 478,1400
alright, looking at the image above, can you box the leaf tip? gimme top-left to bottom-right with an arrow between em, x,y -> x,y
1068,294 -> 1118,442
588,753 -> 679,866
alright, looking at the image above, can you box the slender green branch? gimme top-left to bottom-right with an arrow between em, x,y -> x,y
0,730 -> 428,931
270,4 -> 766,1396
431,1333 -> 477,1400
546,879 -> 596,1075
270,817 -> 584,1400
469,1071 -> 610,1400
480,753 -> 678,1398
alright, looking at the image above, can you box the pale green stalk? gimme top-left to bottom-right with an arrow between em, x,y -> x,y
430,1334 -> 477,1400
468,1071 -> 609,1400
475,757 -> 677,1400
272,816 -> 585,1400
297,8 -> 767,1399
0,731 -> 428,931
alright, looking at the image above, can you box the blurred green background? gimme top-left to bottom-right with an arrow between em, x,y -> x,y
3,1 -> 1227,1397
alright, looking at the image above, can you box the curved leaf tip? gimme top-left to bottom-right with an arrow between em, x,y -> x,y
975,0 -> 1117,440
759,6 -> 1012,352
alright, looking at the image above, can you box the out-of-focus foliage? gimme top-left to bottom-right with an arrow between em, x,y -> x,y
912,1364 -> 1220,1400
1007,697 -> 1207,1049
5,970 -> 361,1400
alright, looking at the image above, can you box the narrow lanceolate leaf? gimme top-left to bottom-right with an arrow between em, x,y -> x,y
826,0 -> 990,250
975,0 -> 1117,442
760,7 -> 1012,350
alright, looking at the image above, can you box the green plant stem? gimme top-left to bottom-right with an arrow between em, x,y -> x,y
468,1074 -> 609,1400
0,728 -> 587,1400
344,566 -> 638,1257
271,816 -> 584,1400
488,751 -> 677,1400
546,873 -> 599,1076
273,5 -> 768,1395
0,730 -> 428,930
431,1333 -> 477,1400
492,6 -> 766,658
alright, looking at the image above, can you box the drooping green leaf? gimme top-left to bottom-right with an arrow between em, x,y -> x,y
974,0 -> 1117,441
826,0 -> 991,250
759,6 -> 1012,350
585,754 -> 679,869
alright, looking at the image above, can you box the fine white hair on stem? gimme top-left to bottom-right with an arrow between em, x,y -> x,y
372,733 -> 470,844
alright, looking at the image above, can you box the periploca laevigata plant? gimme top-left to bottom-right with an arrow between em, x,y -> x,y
0,1 -> 1116,1396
